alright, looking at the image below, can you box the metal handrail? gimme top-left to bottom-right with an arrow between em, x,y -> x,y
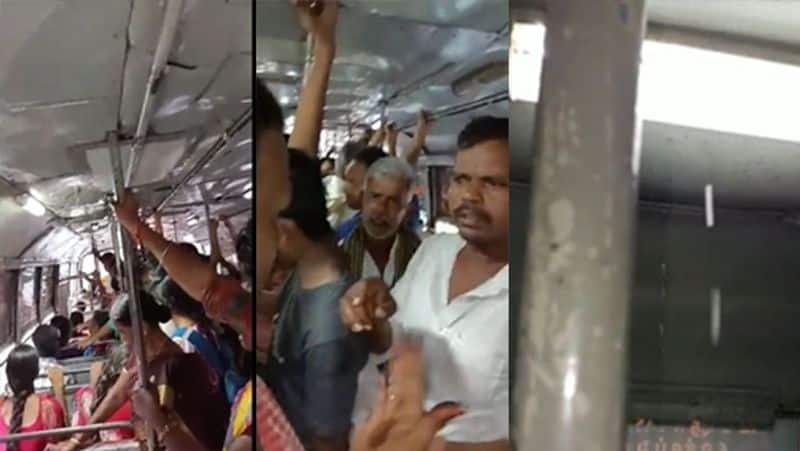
0,421 -> 133,443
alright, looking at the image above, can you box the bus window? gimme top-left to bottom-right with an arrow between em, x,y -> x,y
16,267 -> 37,340
40,265 -> 54,319
0,271 -> 14,345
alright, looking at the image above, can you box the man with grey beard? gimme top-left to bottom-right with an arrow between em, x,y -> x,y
340,156 -> 421,287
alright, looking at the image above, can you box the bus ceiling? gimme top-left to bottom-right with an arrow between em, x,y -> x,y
515,0 -> 800,66
0,2 -> 252,265
256,1 -> 510,154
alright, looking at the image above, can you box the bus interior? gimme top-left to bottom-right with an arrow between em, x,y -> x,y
511,1 -> 800,450
0,1 -> 251,449
257,0 -> 509,236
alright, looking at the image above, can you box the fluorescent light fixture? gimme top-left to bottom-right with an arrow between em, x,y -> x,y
710,287 -> 721,346
509,22 -> 800,142
243,190 -> 252,200
509,23 -> 545,103
704,184 -> 715,228
20,195 -> 46,216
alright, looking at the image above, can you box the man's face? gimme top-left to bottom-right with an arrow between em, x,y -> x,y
274,219 -> 304,270
447,139 -> 509,247
256,129 -> 290,291
362,175 -> 411,240
344,161 -> 367,210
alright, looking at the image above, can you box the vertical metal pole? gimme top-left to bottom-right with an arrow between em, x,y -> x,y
109,221 -> 124,293
90,233 -> 101,312
513,1 -> 646,450
198,186 -> 213,257
107,131 -> 154,451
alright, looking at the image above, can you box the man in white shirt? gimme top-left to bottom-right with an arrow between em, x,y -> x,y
340,157 -> 421,287
342,116 -> 510,451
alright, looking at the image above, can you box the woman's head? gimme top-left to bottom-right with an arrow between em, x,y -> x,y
5,345 -> 38,448
70,311 -> 85,328
32,325 -> 60,358
159,276 -> 207,324
111,292 -> 171,344
50,315 -> 72,347
6,345 -> 38,395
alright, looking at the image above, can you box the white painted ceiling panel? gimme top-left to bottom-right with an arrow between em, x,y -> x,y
648,0 -> 800,46
0,1 -> 252,261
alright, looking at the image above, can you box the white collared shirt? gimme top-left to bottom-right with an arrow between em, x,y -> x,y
352,233 -> 509,443
362,237 -> 399,286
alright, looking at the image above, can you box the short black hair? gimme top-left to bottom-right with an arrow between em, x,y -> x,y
69,311 -> 84,327
32,325 -> 60,358
157,275 -> 207,323
113,291 -> 171,327
279,149 -> 332,242
340,141 -> 365,166
457,116 -> 509,150
49,316 -> 72,348
350,146 -> 387,169
255,79 -> 284,136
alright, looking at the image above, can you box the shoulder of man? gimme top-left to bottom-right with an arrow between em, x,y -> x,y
412,232 -> 461,260
301,275 -> 362,346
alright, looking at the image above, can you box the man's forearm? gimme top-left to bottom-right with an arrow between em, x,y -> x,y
287,39 -> 335,157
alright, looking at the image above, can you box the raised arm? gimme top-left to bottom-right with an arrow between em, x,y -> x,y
114,192 -> 214,303
209,217 -> 241,278
208,218 -> 223,266
385,123 -> 398,157
287,1 -> 339,158
113,191 -> 252,341
368,123 -> 386,147
403,111 -> 432,166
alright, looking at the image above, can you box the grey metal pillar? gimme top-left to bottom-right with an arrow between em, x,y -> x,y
90,232 -> 101,312
107,131 -> 154,450
513,1 -> 646,450
109,220 -> 124,293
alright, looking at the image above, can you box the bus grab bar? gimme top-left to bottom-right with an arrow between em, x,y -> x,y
0,422 -> 133,443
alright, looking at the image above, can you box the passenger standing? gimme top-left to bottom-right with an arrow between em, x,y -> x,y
337,112 -> 432,241
343,117 -> 511,451
266,148 -> 369,450
341,157 -> 420,286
